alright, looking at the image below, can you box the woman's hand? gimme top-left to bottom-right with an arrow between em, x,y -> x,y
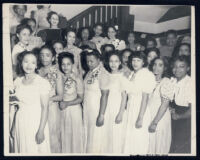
148,122 -> 157,133
135,117 -> 143,129
96,114 -> 104,127
115,112 -> 123,124
59,102 -> 67,110
35,130 -> 45,144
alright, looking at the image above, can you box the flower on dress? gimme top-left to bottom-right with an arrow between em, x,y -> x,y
87,68 -> 100,84
64,76 -> 75,90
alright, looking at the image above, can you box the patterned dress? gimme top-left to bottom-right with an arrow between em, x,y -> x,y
61,73 -> 84,153
38,65 -> 62,153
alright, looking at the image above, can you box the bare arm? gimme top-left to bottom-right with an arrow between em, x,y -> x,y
50,73 -> 63,102
118,91 -> 127,115
99,90 -> 109,116
138,92 -> 149,120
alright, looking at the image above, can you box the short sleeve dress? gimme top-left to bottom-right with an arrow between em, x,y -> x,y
83,65 -> 110,153
124,68 -> 156,155
148,78 -> 174,155
61,73 -> 84,153
14,74 -> 51,154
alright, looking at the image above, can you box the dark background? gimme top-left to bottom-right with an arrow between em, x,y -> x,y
0,0 -> 199,160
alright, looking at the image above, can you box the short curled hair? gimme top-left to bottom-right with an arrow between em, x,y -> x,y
13,5 -> 27,13
145,47 -> 160,57
47,11 -> 59,25
106,51 -> 122,73
171,55 -> 191,68
21,18 -> 36,26
16,24 -> 32,35
77,27 -> 93,40
57,52 -> 75,74
145,36 -> 157,48
149,56 -> 170,78
100,44 -> 115,53
16,51 -> 39,76
39,44 -> 57,66
166,29 -> 177,37
128,51 -> 148,70
85,49 -> 101,59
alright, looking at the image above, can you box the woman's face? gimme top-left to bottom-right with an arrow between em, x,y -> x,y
132,57 -> 144,71
153,59 -> 164,77
105,46 -> 113,52
108,27 -> 116,39
182,36 -> 191,44
66,31 -> 76,45
50,14 -> 59,27
128,33 -> 135,44
53,43 -> 64,54
109,55 -> 121,72
15,5 -> 26,17
40,48 -> 54,67
166,33 -> 177,47
146,40 -> 155,49
94,25 -> 103,36
61,58 -> 73,74
173,60 -> 189,80
28,20 -> 36,33
81,29 -> 89,41
179,45 -> 190,56
86,55 -> 100,71
122,51 -> 131,66
22,54 -> 37,74
17,28 -> 31,45
147,51 -> 158,65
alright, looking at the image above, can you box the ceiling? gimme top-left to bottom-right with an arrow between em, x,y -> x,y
129,5 -> 182,23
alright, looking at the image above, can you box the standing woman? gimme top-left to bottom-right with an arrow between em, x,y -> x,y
148,57 -> 173,155
37,11 -> 63,45
170,55 -> 192,153
58,52 -> 84,153
91,24 -> 106,52
146,48 -> 160,68
126,31 -> 141,51
124,51 -> 156,155
104,26 -> 126,51
83,49 -> 110,153
38,45 -> 63,153
105,51 -> 128,153
12,51 -> 51,153
63,29 -> 83,76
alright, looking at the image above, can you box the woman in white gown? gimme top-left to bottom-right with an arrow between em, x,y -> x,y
104,51 -> 128,153
83,49 -> 110,153
148,57 -> 174,155
124,51 -> 156,155
58,52 -> 84,153
12,51 -> 51,154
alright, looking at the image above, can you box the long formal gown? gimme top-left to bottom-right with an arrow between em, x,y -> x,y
61,73 -> 84,153
105,72 -> 128,153
148,77 -> 174,155
39,65 -> 62,153
83,65 -> 110,153
14,75 -> 51,154
124,68 -> 156,155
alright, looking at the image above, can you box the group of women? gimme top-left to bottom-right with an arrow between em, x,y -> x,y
9,6 -> 193,155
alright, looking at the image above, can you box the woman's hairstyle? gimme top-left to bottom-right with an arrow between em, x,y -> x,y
93,23 -> 105,37
100,44 -> 115,53
128,51 -> 148,70
172,43 -> 191,57
106,51 -> 122,72
21,18 -> 36,26
16,24 -> 32,35
13,5 -> 27,13
85,49 -> 101,59
171,55 -> 191,67
47,11 -> 59,25
120,48 -> 134,58
145,36 -> 157,48
63,28 -> 76,39
39,44 -> 57,66
52,40 -> 65,48
77,27 -> 93,40
145,47 -> 160,57
149,56 -> 170,78
57,52 -> 75,74
106,25 -> 118,38
166,29 -> 177,37
16,51 -> 39,76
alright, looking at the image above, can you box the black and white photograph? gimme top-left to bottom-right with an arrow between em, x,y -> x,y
3,3 -> 196,156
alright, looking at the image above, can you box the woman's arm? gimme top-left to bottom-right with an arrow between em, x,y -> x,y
96,90 -> 109,127
59,93 -> 83,110
136,92 -> 149,128
115,91 -> 127,124
36,93 -> 49,144
149,97 -> 170,132
50,73 -> 63,102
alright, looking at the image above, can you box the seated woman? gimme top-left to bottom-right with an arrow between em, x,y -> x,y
77,27 -> 97,49
169,55 -> 193,154
37,11 -> 63,45
104,26 -> 126,51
